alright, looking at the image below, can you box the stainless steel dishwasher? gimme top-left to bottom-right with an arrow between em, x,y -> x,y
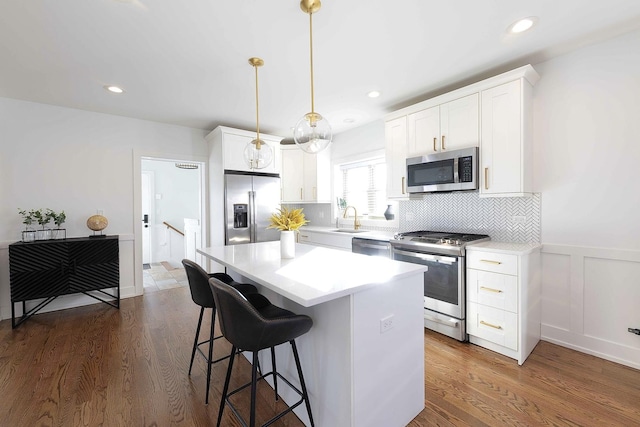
351,237 -> 392,258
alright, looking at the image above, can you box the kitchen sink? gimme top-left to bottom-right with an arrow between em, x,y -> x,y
330,229 -> 369,233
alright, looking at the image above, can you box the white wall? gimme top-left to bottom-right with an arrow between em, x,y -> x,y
331,120 -> 385,161
0,97 -> 208,321
533,29 -> 640,368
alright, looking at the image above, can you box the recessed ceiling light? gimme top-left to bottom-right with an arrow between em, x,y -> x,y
367,90 -> 381,98
104,85 -> 124,94
508,17 -> 538,34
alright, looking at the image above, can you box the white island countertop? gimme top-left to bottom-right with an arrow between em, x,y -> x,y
197,241 -> 426,307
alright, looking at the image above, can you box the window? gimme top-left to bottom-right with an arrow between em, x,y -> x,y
336,157 -> 387,218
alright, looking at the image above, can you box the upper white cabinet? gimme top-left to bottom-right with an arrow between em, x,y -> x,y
386,65 -> 539,198
385,116 -> 408,199
480,78 -> 534,197
281,145 -> 331,203
407,93 -> 479,156
206,126 -> 282,175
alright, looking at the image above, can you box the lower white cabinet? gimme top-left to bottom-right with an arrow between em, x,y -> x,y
466,243 -> 541,365
297,230 -> 353,251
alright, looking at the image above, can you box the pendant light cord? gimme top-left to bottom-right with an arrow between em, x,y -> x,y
254,63 -> 260,142
309,10 -> 315,115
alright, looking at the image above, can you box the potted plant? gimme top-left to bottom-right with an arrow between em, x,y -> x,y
33,208 -> 54,240
267,207 -> 309,258
18,208 -> 36,242
52,210 -> 66,240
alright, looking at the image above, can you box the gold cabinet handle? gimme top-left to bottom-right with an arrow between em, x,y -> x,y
480,286 -> 503,293
401,176 -> 405,194
300,188 -> 303,200
433,137 -> 437,152
484,167 -> 489,190
441,135 -> 446,150
313,186 -> 317,199
480,259 -> 502,265
480,320 -> 503,330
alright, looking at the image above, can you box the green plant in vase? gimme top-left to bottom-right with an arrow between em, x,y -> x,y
18,209 -> 37,242
52,210 -> 66,239
33,208 -> 54,240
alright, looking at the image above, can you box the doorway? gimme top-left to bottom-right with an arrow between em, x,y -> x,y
136,156 -> 207,295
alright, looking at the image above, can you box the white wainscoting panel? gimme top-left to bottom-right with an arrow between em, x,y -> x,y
541,244 -> 640,370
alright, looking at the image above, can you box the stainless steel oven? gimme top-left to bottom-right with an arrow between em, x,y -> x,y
391,231 -> 489,341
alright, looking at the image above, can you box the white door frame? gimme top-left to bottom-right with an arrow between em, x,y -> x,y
141,170 -> 155,264
133,150 -> 208,296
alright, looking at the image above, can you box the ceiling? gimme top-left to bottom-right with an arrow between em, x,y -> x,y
2,1 -> 640,138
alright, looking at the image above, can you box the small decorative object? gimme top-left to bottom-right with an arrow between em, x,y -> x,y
87,214 -> 108,238
33,208 -> 54,240
267,207 -> 309,259
18,208 -> 36,242
52,211 -> 66,240
384,204 -> 395,220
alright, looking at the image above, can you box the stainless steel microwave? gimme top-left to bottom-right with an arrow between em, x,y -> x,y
406,146 -> 478,193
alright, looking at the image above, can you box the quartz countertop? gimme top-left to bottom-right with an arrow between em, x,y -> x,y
197,241 -> 425,307
466,241 -> 542,255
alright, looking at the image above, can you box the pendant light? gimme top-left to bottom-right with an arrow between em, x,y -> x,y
243,57 -> 273,170
293,0 -> 332,154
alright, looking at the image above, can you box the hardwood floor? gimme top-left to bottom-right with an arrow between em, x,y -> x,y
1,286 -> 638,426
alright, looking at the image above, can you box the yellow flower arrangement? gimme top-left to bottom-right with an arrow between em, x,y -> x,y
267,207 -> 309,231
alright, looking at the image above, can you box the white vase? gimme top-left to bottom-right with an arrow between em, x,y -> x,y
280,230 -> 295,259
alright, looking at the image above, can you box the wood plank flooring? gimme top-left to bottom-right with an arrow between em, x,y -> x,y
1,286 -> 638,426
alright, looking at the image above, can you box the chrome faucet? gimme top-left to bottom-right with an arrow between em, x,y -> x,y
343,206 -> 361,230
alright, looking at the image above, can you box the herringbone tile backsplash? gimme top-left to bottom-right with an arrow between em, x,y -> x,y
399,192 -> 541,243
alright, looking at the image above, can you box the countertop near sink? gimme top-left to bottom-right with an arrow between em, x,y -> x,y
300,226 -> 396,242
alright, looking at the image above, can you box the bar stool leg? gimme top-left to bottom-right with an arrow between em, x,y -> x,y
205,307 -> 216,404
271,346 -> 278,401
217,345 -> 237,427
291,340 -> 315,427
189,306 -> 205,375
250,351 -> 259,427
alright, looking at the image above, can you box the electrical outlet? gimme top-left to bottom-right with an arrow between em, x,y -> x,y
380,315 -> 394,333
512,215 -> 526,224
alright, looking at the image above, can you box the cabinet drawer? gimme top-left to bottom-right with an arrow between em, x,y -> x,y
467,269 -> 518,313
467,303 -> 518,351
297,231 -> 352,251
467,250 -> 517,275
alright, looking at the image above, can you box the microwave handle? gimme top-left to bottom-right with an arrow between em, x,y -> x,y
453,157 -> 459,183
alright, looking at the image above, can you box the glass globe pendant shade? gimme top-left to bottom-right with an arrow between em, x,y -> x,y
243,138 -> 273,170
294,112 -> 332,154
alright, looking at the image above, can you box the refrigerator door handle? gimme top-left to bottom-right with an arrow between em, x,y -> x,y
249,190 -> 256,242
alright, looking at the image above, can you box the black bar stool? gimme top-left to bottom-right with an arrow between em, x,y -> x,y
182,259 -> 258,404
209,277 -> 315,427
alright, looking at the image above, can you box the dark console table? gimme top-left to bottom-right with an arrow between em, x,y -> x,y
9,235 -> 120,328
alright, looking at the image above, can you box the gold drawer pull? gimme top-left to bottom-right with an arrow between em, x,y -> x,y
484,167 -> 489,190
480,286 -> 503,293
300,188 -> 303,199
433,137 -> 437,152
299,234 -> 308,238
480,320 -> 503,330
480,259 -> 502,265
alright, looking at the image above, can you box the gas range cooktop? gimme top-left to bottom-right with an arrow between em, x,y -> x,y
391,230 -> 490,256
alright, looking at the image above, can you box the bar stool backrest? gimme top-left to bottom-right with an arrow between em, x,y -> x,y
182,259 -> 214,308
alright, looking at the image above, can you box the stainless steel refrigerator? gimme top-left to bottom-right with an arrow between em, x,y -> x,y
224,171 -> 281,245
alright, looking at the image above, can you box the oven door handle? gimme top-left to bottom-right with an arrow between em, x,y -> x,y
355,242 -> 390,250
393,249 -> 457,264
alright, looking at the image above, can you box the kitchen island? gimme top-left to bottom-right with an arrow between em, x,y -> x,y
197,241 -> 427,427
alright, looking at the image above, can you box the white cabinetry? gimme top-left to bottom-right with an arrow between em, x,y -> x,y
206,126 -> 282,174
407,93 -> 479,156
297,230 -> 353,251
280,145 -> 331,203
466,243 -> 541,365
385,116 -> 408,199
480,78 -> 536,197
